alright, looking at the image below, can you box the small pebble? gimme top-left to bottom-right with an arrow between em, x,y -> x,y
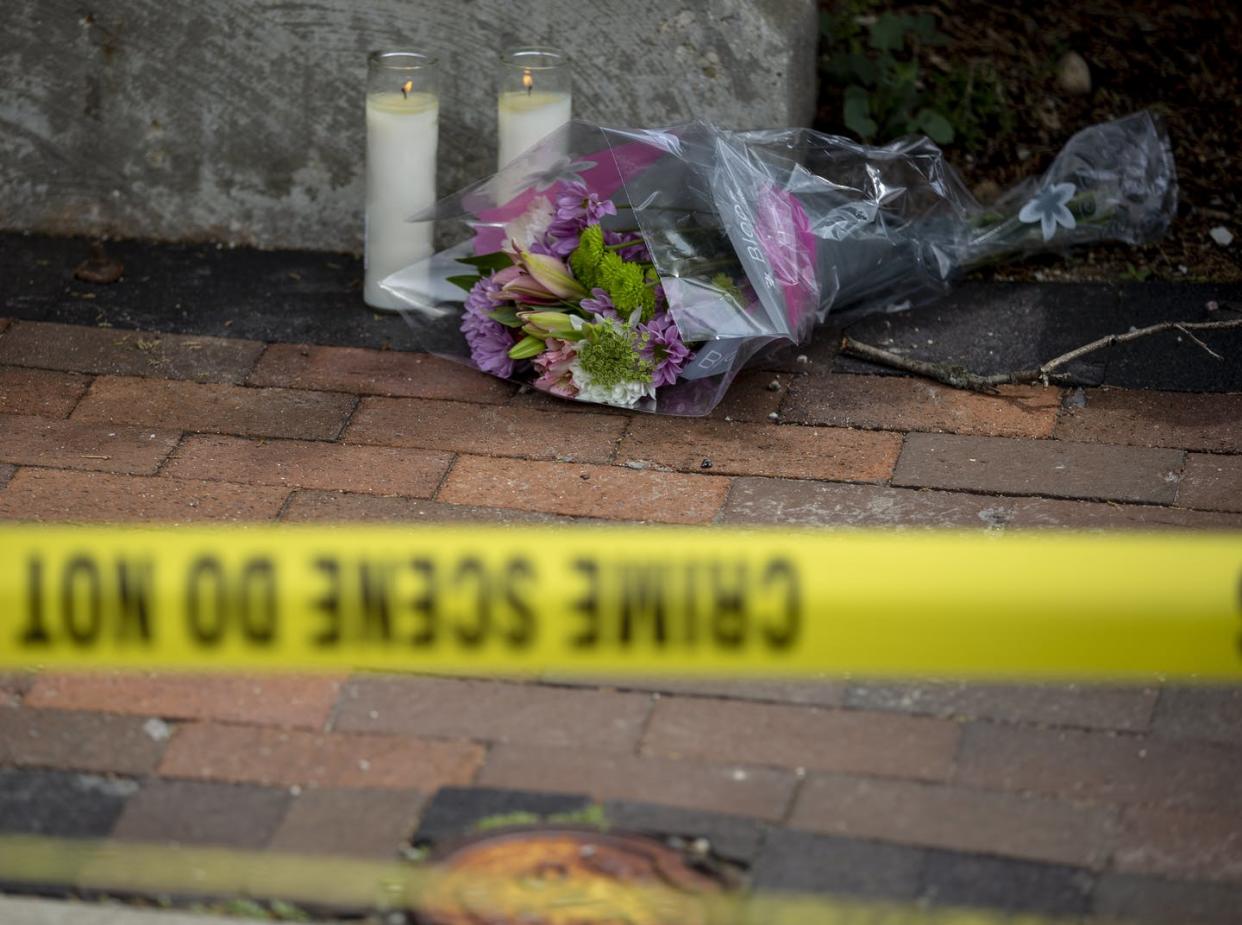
700,458 -> 713,469
691,837 -> 711,855
767,411 -> 779,421
580,473 -> 590,480
1209,226 -> 1233,247
1056,51 -> 1092,95
625,460 -> 649,470
1206,300 -> 1219,312
142,718 -> 171,742
766,379 -> 781,392
795,354 -> 809,365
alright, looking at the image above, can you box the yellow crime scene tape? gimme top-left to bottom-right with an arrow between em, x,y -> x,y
0,834 -> 1088,925
0,525 -> 1238,679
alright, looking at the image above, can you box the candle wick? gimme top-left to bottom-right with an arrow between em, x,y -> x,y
401,79 -> 413,100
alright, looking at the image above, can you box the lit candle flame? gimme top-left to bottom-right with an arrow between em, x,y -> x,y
522,68 -> 533,94
401,79 -> 413,99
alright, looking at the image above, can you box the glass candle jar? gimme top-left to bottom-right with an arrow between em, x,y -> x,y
496,47 -> 572,169
364,51 -> 439,310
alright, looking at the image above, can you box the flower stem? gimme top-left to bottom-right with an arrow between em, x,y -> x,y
603,238 -> 645,252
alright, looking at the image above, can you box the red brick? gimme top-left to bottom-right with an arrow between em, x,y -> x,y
249,343 -> 514,404
708,370 -> 789,423
165,435 -> 450,497
720,476 -> 1242,530
0,415 -> 180,474
345,397 -> 625,463
642,698 -> 959,781
1006,495 -> 1242,529
0,321 -> 265,383
1178,454 -> 1242,513
27,672 -> 343,730
0,469 -> 288,522
438,456 -> 730,524
845,682 -> 1158,732
786,374 -> 1061,438
282,490 -> 579,524
268,788 -> 426,857
618,417 -> 900,482
333,676 -> 651,751
790,773 -> 1118,868
158,723 -> 483,790
505,387 -> 629,416
1152,687 -> 1242,745
721,478 -> 1011,528
73,376 -> 355,440
1094,872 -> 1242,924
956,723 -> 1242,811
0,672 -> 34,707
1115,806 -> 1242,882
544,674 -> 846,707
893,433 -> 1185,504
0,367 -> 91,417
111,779 -> 290,848
0,707 -> 166,775
1054,389 -> 1242,453
478,745 -> 795,821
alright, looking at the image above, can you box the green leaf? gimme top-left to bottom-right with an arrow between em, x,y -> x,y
843,86 -> 878,139
869,13 -> 911,51
916,108 -> 955,144
456,252 -> 514,272
487,305 -> 522,327
446,274 -> 481,293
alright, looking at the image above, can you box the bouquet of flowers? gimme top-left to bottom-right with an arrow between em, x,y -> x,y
382,112 -> 1176,414
450,185 -> 689,408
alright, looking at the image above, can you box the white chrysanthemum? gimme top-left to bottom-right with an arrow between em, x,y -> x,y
502,195 -> 554,256
569,360 -> 655,409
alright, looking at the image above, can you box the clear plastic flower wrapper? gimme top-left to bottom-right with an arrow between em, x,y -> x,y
382,111 -> 1176,414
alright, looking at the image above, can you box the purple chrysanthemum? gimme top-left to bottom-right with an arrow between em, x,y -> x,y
639,310 -> 690,388
580,287 -> 619,319
461,272 -> 517,378
543,182 -> 618,257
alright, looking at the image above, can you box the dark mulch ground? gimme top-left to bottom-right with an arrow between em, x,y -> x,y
815,1 -> 1241,282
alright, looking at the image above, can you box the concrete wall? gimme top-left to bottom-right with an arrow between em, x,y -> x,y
1,0 -> 817,252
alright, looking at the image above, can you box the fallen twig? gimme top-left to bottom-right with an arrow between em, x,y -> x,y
840,318 -> 1242,393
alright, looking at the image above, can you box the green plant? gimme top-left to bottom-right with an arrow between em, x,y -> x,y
819,4 -> 1013,151
470,804 -> 610,833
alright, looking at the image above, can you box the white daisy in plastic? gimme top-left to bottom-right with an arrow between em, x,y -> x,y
523,156 -> 598,191
1019,182 -> 1078,242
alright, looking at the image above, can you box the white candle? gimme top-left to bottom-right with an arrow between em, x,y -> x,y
365,90 -> 438,310
497,90 -> 572,168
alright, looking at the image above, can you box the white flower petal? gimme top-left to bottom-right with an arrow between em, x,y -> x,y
1040,212 -> 1057,242
1052,182 -> 1077,205
1018,199 -> 1043,224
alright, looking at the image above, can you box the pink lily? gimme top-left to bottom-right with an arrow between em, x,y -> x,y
519,249 -> 587,300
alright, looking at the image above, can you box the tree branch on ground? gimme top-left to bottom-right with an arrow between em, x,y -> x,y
839,318 -> 1242,393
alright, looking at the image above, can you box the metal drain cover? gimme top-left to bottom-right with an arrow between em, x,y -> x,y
415,827 -> 729,925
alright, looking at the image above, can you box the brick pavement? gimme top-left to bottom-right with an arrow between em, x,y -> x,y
0,315 -> 1240,922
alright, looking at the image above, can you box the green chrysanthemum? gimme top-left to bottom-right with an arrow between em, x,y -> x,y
569,224 -> 605,291
596,252 -> 657,319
